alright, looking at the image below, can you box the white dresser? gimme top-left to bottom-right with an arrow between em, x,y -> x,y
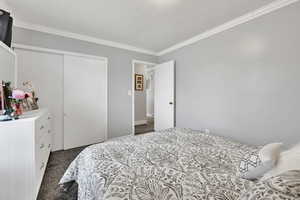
0,109 -> 52,200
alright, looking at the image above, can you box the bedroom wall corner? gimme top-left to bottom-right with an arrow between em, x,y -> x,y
158,2 -> 300,147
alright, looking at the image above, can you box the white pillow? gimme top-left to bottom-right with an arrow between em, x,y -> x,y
259,143 -> 282,162
240,143 -> 282,180
287,142 -> 300,152
262,144 -> 300,180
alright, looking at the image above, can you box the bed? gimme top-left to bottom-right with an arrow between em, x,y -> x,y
59,128 -> 260,200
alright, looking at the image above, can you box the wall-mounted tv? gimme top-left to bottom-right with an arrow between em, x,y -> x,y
0,9 -> 13,47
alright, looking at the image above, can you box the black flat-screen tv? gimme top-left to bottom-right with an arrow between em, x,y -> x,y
0,9 -> 13,47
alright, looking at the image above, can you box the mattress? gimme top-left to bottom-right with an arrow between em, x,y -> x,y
60,128 -> 259,200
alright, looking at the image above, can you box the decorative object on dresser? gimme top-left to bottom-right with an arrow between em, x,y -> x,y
135,74 -> 144,91
22,81 -> 39,111
11,89 -> 26,116
0,81 -> 15,120
0,80 -> 40,121
0,109 -> 52,200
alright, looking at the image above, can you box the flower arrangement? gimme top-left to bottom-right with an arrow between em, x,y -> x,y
11,89 -> 26,116
12,89 -> 26,100
0,80 -> 39,121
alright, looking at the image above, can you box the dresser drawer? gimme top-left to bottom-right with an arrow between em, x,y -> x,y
35,113 -> 51,142
35,137 -> 50,167
35,134 -> 51,185
35,112 -> 52,184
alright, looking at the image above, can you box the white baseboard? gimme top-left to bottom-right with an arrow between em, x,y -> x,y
147,113 -> 154,118
135,120 -> 147,125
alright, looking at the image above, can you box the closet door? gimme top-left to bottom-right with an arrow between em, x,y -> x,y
15,49 -> 64,151
63,55 -> 107,150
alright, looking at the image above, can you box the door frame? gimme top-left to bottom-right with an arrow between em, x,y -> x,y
131,60 -> 157,135
13,43 -> 109,150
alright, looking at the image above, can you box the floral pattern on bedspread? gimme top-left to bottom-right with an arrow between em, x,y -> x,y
60,128 -> 258,200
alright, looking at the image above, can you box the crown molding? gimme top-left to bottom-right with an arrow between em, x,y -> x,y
13,20 -> 157,56
157,0 -> 300,56
11,0 -> 299,57
12,43 -> 108,62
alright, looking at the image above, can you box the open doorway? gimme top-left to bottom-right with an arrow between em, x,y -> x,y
132,60 -> 156,135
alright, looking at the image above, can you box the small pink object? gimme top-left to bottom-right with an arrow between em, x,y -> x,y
12,89 -> 26,100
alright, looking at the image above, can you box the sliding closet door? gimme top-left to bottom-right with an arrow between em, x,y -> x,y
63,55 -> 107,150
15,49 -> 64,151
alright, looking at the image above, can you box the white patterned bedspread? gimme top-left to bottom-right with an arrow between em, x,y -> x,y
60,128 -> 259,200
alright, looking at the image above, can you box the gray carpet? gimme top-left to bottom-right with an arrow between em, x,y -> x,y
135,121 -> 154,134
37,146 -> 85,200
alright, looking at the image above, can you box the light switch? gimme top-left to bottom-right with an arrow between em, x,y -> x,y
127,90 -> 132,96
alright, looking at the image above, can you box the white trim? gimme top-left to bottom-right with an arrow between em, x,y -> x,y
132,60 -> 157,135
105,62 -> 109,141
132,59 -> 157,66
12,43 -> 108,62
62,55 -> 65,149
158,0 -> 300,55
132,61 -> 135,135
14,19 -> 157,56
0,41 -> 16,56
135,120 -> 147,126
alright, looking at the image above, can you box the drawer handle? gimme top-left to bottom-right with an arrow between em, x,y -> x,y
40,162 -> 45,170
40,143 -> 45,149
40,125 -> 45,130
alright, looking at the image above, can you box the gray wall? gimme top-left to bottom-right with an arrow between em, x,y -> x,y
12,27 -> 157,139
159,3 -> 300,147
12,2 -> 300,147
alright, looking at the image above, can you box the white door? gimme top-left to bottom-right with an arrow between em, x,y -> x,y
15,49 -> 64,151
154,60 -> 175,130
64,55 -> 107,149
